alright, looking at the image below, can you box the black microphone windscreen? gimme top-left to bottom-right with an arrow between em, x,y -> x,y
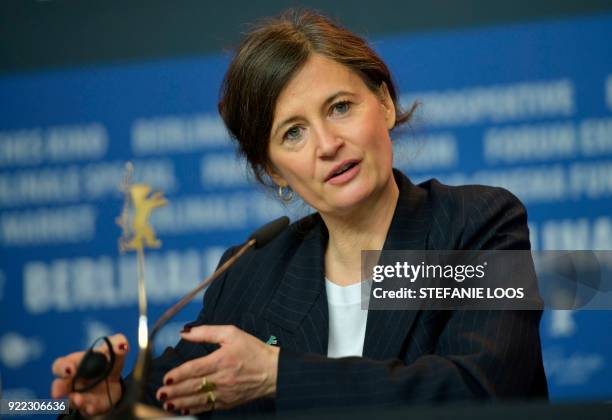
249,216 -> 290,248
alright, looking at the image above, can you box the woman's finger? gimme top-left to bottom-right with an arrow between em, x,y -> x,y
161,370 -> 235,413
51,334 -> 128,381
106,333 -> 129,354
189,399 -> 227,415
51,334 -> 129,418
69,392 -> 84,410
51,351 -> 85,378
162,387 -> 218,413
105,334 -> 129,378
85,403 -> 98,417
91,334 -> 128,362
156,375 -> 207,401
163,351 -> 220,386
51,378 -> 71,399
72,334 -> 129,384
70,392 -> 104,416
68,379 -> 121,415
180,325 -> 235,345
158,368 -> 230,401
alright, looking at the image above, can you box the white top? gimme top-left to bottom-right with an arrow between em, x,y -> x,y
325,278 -> 369,358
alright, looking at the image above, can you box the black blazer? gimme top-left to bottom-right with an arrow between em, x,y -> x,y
142,170 -> 549,415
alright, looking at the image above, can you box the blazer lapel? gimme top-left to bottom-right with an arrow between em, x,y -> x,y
263,171 -> 433,360
362,170 -> 433,360
264,215 -> 329,354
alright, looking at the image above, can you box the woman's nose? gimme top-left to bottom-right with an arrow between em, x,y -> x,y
316,125 -> 344,158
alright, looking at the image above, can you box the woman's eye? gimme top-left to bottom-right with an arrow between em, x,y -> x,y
284,126 -> 303,142
331,101 -> 351,116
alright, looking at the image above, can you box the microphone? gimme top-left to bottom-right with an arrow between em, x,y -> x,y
250,215 -> 291,248
150,215 -> 289,338
115,216 -> 290,417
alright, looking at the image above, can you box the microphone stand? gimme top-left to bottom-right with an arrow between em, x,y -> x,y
111,217 -> 288,419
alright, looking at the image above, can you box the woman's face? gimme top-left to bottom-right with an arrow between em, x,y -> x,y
267,53 -> 396,216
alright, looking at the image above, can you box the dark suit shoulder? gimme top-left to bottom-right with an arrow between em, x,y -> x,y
206,213 -> 323,321
417,178 -> 530,250
419,178 -> 524,210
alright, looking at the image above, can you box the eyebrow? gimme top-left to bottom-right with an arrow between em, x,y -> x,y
271,91 -> 354,138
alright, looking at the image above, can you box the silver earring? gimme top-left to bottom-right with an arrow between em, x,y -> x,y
278,185 -> 294,202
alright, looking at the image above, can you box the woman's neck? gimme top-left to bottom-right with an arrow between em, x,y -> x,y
321,176 -> 399,285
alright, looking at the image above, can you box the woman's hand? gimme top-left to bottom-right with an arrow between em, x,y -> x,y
156,325 -> 279,415
50,334 -> 129,417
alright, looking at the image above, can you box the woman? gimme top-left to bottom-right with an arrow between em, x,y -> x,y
51,10 -> 548,417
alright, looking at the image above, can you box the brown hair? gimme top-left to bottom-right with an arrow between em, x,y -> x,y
218,9 -> 416,186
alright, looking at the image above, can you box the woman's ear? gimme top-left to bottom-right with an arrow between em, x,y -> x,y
265,163 -> 287,188
379,82 -> 396,130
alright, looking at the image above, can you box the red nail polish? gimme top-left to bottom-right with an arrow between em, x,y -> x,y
159,392 -> 167,401
165,378 -> 174,385
166,402 -> 175,411
65,367 -> 72,375
119,343 -> 127,351
180,326 -> 191,333
181,409 -> 190,415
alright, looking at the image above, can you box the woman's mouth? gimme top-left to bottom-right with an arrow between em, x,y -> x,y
326,160 -> 361,185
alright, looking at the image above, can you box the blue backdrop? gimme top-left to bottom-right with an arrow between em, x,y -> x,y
1,12 -> 611,412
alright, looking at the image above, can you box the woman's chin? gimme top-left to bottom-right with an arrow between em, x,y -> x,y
321,184 -> 379,215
